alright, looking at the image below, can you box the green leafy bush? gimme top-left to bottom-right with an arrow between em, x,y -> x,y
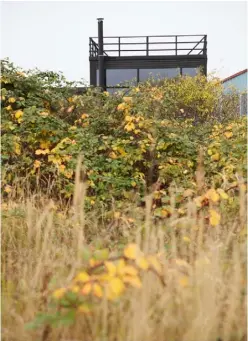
1,59 -> 246,212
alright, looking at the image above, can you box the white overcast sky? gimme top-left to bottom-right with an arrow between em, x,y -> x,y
1,1 -> 247,84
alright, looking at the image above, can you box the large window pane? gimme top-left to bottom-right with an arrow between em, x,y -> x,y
182,68 -> 198,77
106,69 -> 137,86
139,68 -> 179,81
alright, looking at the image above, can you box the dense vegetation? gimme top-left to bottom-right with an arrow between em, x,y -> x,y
1,59 -> 247,341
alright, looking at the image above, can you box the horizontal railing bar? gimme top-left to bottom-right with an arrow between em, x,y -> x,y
91,34 -> 206,39
103,48 -> 204,52
102,41 -> 203,46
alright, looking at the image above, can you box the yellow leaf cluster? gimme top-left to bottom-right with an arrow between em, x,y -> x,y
205,188 -> 220,202
209,209 -> 221,226
34,160 -> 41,169
14,142 -> 21,155
15,110 -> 23,123
40,140 -> 51,149
124,122 -> 135,132
4,185 -> 12,193
35,149 -> 50,155
224,131 -> 233,139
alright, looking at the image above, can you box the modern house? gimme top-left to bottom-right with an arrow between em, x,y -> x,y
89,18 -> 207,92
222,69 -> 247,115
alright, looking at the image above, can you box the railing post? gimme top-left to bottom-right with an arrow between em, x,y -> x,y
146,36 -> 149,56
175,36 -> 178,55
203,35 -> 207,56
97,18 -> 105,91
118,37 -> 121,57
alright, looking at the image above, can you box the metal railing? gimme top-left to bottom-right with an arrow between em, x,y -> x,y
89,35 -> 207,57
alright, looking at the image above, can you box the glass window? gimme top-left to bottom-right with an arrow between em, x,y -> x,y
139,68 -> 179,81
107,88 -> 130,95
182,68 -> 198,77
96,69 -> 99,86
106,69 -> 137,86
240,93 -> 247,116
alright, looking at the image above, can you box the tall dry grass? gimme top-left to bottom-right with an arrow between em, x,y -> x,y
1,165 -> 247,341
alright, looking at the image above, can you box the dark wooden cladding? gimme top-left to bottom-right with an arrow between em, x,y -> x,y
102,55 -> 206,69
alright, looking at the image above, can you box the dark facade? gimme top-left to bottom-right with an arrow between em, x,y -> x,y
89,19 -> 207,92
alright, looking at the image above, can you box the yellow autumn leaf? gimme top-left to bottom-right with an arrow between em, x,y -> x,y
6,105 -> 12,111
205,189 -> 220,202
74,271 -> 90,283
209,209 -> 221,226
211,153 -> 220,161
92,283 -> 103,298
81,282 -> 92,295
217,188 -> 229,200
224,131 -> 233,139
40,141 -> 51,149
15,110 -> 23,119
105,261 -> 117,276
89,258 -> 101,267
108,277 -> 125,297
136,257 -> 149,270
117,103 -> 126,111
64,170 -> 73,179
125,115 -> 133,122
123,243 -> 140,260
81,113 -> 89,119
14,142 -> 21,155
4,185 -> 12,193
117,146 -> 126,156
8,97 -> 16,103
70,285 -> 80,293
53,288 -> 67,299
34,160 -> 41,169
183,236 -> 191,243
123,265 -> 138,276
122,275 -> 142,288
77,304 -> 91,314
35,149 -> 50,155
124,122 -> 135,132
109,151 -> 117,159
59,164 -> 66,172
131,181 -> 137,187
116,259 -> 126,275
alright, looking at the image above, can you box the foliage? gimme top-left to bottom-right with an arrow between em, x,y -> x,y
1,59 -> 246,216
1,60 -> 247,340
27,243 -> 164,329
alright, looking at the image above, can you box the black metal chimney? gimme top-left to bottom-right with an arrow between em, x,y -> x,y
97,18 -> 105,91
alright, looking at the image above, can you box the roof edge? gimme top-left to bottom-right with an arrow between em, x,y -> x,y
222,69 -> 248,83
